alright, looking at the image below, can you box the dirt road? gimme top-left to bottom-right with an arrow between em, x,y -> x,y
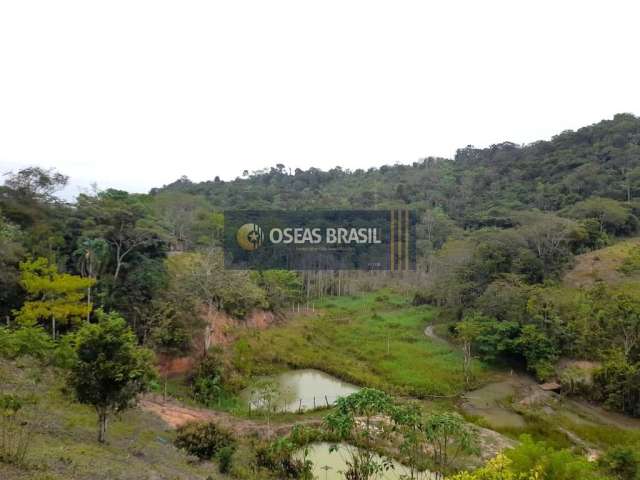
140,394 -> 322,437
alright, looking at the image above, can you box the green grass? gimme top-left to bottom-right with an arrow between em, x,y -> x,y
0,358 -> 227,480
563,237 -> 640,288
232,291 -> 487,397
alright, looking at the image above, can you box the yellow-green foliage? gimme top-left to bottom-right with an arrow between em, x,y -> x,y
447,454 -> 532,480
620,244 -> 640,274
14,257 -> 95,331
448,436 -> 607,480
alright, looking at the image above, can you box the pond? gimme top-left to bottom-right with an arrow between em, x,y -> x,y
241,369 -> 360,413
462,378 -> 527,429
298,442 -> 433,480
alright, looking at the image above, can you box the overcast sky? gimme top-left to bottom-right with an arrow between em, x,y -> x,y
1,1 -> 639,199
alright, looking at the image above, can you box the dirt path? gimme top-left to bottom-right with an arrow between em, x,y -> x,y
424,324 -> 448,344
140,394 -> 322,437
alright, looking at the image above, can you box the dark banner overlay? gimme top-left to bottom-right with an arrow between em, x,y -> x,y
224,210 -> 416,271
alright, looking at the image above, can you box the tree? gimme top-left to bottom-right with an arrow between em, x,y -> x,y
568,197 -> 635,235
456,313 -> 485,388
256,270 -> 302,312
14,257 -> 95,339
593,353 -> 640,417
74,238 -> 109,320
68,310 -> 155,443
606,292 -> 640,361
2,167 -> 68,201
151,192 -> 209,251
324,388 -> 395,480
77,189 -> 165,281
0,167 -> 69,258
423,412 -> 478,477
248,378 -> 281,436
518,213 -> 577,275
391,403 -> 431,480
167,249 -> 266,352
0,212 -> 24,319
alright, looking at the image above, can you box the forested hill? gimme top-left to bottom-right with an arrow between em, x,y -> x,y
154,113 -> 640,227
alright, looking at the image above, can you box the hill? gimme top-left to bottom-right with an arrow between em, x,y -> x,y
0,359 -> 224,480
154,113 -> 640,229
563,237 -> 640,288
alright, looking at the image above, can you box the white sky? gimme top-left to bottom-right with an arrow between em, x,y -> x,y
1,1 -> 639,199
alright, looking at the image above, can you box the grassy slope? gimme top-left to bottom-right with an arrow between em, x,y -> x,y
232,291 -> 487,397
563,237 -> 640,289
0,358 -> 225,480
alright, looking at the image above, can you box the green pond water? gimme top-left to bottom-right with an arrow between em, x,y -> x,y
298,442 -> 434,480
241,369 -> 360,412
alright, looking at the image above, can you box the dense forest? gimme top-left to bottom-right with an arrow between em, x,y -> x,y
2,113 -> 640,479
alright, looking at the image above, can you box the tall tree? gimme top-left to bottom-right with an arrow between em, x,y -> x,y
74,238 -> 109,320
456,313 -> 484,388
0,212 -> 24,320
14,257 -> 95,339
77,189 -> 166,281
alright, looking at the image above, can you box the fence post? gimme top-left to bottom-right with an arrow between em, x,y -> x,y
313,396 -> 316,409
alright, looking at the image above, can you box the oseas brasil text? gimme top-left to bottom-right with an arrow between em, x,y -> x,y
269,227 -> 382,245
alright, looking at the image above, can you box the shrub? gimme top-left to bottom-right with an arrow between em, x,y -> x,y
192,353 -> 224,406
216,445 -> 235,473
255,436 -> 312,479
174,422 -> 234,460
620,245 -> 640,274
599,446 -> 640,480
0,326 -> 54,360
0,394 -> 32,465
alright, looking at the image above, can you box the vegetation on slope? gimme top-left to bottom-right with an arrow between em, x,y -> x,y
230,292 -> 486,398
0,358 -> 225,480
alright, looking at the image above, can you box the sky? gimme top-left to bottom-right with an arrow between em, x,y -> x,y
1,1 -> 639,199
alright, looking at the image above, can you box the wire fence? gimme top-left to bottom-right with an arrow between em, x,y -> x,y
247,394 -> 350,414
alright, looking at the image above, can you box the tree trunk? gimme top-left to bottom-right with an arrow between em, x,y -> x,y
52,316 -> 56,340
163,375 -> 168,403
87,286 -> 92,322
98,411 -> 108,443
114,258 -> 122,281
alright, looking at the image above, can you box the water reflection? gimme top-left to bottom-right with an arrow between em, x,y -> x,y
241,369 -> 360,412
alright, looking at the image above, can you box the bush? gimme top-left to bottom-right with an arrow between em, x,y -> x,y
599,446 -> 640,480
174,422 -> 234,460
620,245 -> 640,274
0,394 -> 32,465
192,353 -> 224,406
255,436 -> 312,479
0,326 -> 54,360
216,445 -> 235,473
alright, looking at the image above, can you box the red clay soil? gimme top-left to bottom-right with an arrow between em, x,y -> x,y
155,308 -> 280,377
140,394 -> 322,438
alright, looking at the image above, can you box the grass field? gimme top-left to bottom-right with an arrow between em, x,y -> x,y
232,291 -> 487,397
0,358 -> 225,480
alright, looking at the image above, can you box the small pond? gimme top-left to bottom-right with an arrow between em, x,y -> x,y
298,442 -> 433,480
241,369 -> 360,413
